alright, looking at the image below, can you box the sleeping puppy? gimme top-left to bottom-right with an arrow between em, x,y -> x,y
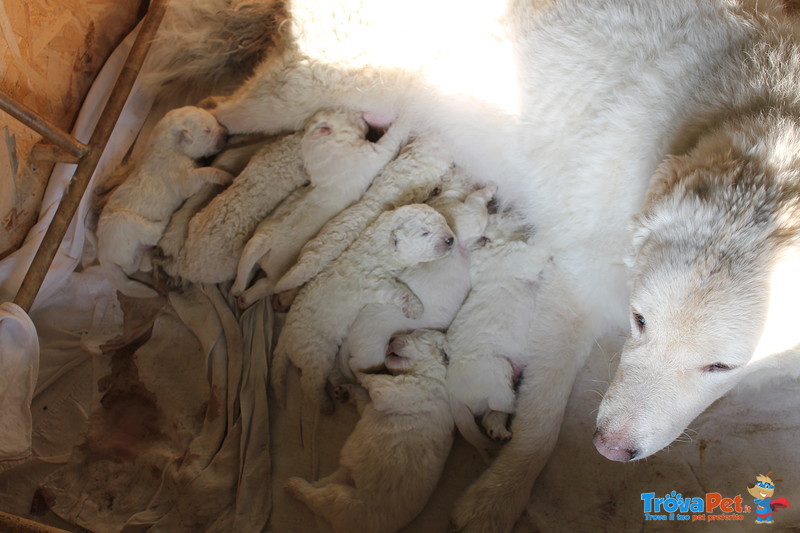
231,106 -> 407,308
284,329 -> 453,533
271,204 -> 455,415
341,176 -> 495,378
96,106 -> 231,297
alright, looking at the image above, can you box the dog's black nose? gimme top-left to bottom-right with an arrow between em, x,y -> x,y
446,236 -> 455,247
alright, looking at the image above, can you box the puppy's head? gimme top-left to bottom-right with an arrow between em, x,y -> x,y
301,107 -> 368,151
159,106 -> 229,159
385,329 -> 448,378
387,204 -> 456,266
428,182 -> 496,249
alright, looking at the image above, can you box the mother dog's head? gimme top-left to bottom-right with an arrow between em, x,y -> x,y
594,142 -> 800,462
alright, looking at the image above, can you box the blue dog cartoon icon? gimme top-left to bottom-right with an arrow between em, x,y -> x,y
747,472 -> 790,524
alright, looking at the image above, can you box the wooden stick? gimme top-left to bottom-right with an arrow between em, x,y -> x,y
29,143 -> 81,164
13,0 -> 169,312
0,91 -> 88,160
0,511 -> 72,533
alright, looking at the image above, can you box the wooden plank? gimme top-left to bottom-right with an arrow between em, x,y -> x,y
0,0 -> 144,257
13,0 -> 168,312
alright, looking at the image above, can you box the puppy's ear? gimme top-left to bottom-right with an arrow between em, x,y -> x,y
310,122 -> 333,138
179,128 -> 194,146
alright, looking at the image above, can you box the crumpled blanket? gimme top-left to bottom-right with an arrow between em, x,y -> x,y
1,18 -> 800,533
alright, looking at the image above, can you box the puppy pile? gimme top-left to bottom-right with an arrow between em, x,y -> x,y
93,103 -> 543,532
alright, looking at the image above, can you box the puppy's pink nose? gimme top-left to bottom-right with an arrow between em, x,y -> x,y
593,428 -> 639,462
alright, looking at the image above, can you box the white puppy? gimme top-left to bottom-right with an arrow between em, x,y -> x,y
274,132 -> 453,295
284,329 -> 453,533
96,106 -> 231,298
231,107 -> 407,307
444,212 -> 551,458
177,130 -> 307,284
341,177 -> 495,377
271,204 -> 455,415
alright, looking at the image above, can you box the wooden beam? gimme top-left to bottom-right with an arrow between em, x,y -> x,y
13,0 -> 169,312
0,511 -> 72,533
0,92 -> 88,160
29,143 -> 81,164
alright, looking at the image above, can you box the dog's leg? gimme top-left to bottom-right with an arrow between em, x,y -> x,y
158,183 -> 222,277
213,56 -> 335,135
382,279 -> 424,319
179,167 -> 233,197
285,475 -> 357,529
231,231 -> 273,297
238,278 -> 274,309
451,293 -> 591,533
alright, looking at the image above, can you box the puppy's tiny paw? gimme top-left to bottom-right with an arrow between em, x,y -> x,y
401,293 -> 424,319
283,476 -> 305,495
198,96 -> 222,110
237,294 -> 251,310
211,170 -> 234,186
332,384 -> 352,403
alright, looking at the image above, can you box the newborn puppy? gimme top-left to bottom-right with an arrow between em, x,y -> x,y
341,176 -> 495,377
96,106 -> 231,297
284,329 -> 454,533
445,212 -> 552,458
176,130 -> 308,284
271,204 -> 455,415
231,107 -> 407,308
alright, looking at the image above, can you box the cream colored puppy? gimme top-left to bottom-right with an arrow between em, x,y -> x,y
342,177 -> 495,377
445,212 -> 551,458
231,107 -> 406,307
96,106 -> 231,297
271,204 -> 455,415
284,329 -> 453,533
177,130 -> 307,284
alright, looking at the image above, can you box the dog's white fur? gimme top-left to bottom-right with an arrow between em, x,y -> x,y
274,132 -> 453,295
177,131 -> 307,283
445,212 -> 550,458
271,204 -> 455,415
96,106 -> 230,298
207,0 -> 800,530
284,329 -> 453,533
341,176 -> 495,378
594,116 -> 800,462
231,107 -> 406,307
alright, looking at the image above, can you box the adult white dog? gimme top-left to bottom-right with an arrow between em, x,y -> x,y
204,0 -> 800,530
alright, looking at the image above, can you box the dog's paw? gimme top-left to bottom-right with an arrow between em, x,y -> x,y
482,410 -> 512,443
272,290 -> 296,313
210,169 -> 234,186
452,479 -> 523,533
332,384 -> 352,403
237,293 -> 253,310
401,292 -> 424,319
198,95 -> 223,110
283,476 -> 308,496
